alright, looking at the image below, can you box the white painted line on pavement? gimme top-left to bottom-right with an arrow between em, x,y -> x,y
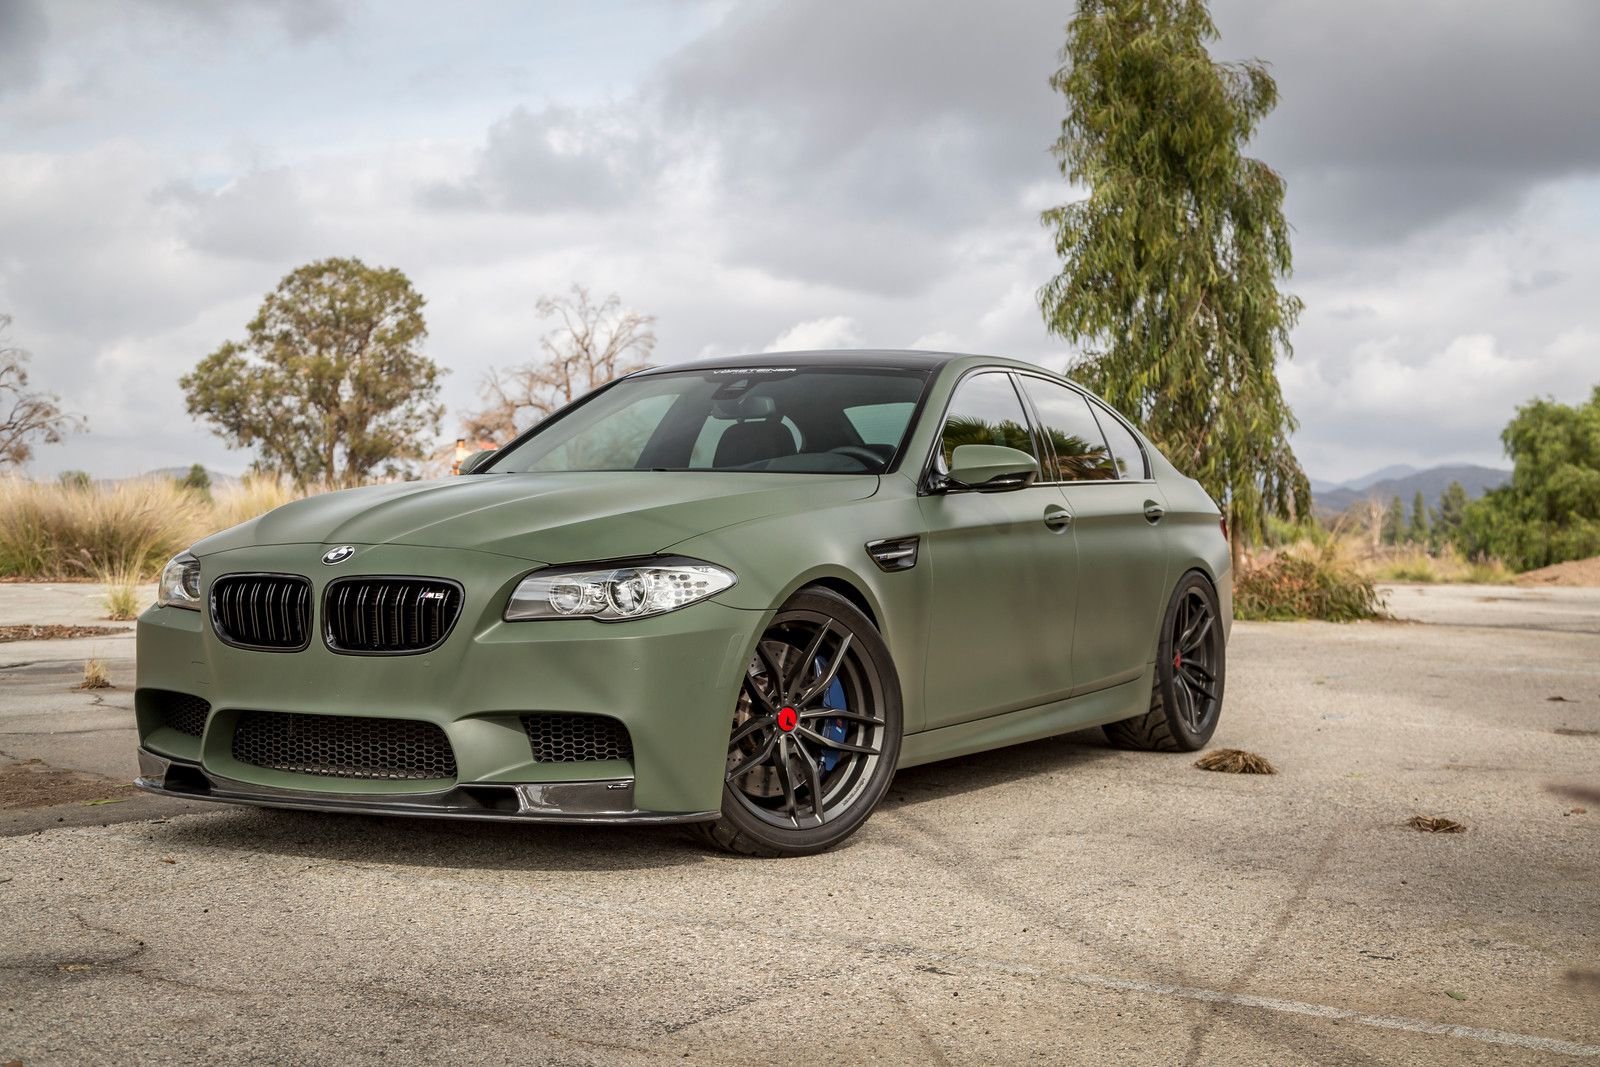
1072,973 -> 1600,1059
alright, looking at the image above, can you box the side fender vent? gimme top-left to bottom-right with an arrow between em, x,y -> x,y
865,536 -> 920,573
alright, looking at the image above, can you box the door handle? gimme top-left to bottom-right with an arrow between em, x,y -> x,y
1143,500 -> 1166,524
1043,505 -> 1073,533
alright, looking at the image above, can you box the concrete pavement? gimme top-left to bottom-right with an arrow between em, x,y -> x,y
1,582 -> 1596,1064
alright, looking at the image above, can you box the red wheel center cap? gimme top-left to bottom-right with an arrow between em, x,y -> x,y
777,706 -> 798,732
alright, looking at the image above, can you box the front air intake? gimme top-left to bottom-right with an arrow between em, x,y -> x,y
521,714 -> 634,763
323,577 -> 463,655
210,574 -> 313,651
231,711 -> 457,781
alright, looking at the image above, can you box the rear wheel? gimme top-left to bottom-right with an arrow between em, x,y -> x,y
693,589 -> 901,857
1104,571 -> 1225,752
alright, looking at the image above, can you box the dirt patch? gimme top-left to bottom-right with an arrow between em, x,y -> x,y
0,760 -> 134,810
1515,555 -> 1600,587
0,624 -> 130,643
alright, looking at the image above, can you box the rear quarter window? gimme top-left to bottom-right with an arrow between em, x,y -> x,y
1089,400 -> 1149,480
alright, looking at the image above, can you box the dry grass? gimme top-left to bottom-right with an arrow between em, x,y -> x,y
1194,748 -> 1277,774
77,658 -> 112,690
0,476 -> 306,580
99,565 -> 145,621
1407,814 -> 1467,834
1366,546 -> 1512,585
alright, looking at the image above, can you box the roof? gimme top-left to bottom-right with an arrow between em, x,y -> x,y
632,349 -> 967,375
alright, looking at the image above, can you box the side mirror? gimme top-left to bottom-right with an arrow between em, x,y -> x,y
457,449 -> 497,475
942,444 -> 1038,493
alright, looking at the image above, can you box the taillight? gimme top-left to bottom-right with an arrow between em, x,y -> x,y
1219,515 -> 1229,543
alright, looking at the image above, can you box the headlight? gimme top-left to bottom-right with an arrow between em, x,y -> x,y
157,552 -> 202,610
505,557 -> 736,622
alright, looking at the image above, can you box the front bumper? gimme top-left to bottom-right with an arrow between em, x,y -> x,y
135,542 -> 765,819
134,749 -> 717,824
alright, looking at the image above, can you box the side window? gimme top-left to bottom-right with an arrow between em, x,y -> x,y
1089,399 -> 1149,480
938,373 -> 1036,469
1017,377 -> 1116,482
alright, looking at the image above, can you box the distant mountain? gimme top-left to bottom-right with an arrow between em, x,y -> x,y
1342,464 -> 1419,492
1313,464 -> 1510,515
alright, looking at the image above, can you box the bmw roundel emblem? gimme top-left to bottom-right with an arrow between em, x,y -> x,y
321,545 -> 356,566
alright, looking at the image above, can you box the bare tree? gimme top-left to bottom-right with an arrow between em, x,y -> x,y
464,285 -> 655,443
0,314 -> 84,470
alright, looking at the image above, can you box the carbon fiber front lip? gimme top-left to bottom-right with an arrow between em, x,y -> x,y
134,748 -> 718,826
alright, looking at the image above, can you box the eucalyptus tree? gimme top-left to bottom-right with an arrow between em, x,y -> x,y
1039,0 -> 1307,566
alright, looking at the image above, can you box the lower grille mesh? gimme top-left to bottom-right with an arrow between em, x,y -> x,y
232,711 -> 457,781
522,714 -> 634,763
155,691 -> 210,737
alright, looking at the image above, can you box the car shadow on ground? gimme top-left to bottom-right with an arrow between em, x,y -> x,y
140,727 -> 1134,873
880,727 -> 1130,813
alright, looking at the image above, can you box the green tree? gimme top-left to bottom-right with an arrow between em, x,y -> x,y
178,463 -> 212,495
1407,490 -> 1429,544
181,258 -> 444,487
1380,494 -> 1404,545
1461,387 -> 1600,570
57,469 -> 92,490
1432,480 -> 1468,550
1038,0 -> 1306,570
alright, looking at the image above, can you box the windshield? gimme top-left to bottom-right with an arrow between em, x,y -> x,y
485,366 -> 931,475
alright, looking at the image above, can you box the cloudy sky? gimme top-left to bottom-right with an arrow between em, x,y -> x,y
3,0 -> 1598,485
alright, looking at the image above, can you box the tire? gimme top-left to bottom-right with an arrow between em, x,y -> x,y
1104,571 -> 1225,752
692,588 -> 902,857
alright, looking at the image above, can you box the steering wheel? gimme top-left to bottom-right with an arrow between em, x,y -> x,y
828,445 -> 889,470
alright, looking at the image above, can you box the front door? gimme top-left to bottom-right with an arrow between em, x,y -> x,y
918,372 -> 1080,730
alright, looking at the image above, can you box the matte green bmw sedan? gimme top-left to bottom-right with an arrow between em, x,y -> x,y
135,350 -> 1230,856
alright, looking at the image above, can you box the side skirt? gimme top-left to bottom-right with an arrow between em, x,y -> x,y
898,664 -> 1153,769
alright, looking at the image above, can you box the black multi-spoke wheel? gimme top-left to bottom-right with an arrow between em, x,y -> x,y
694,588 -> 902,857
1104,571 -> 1225,752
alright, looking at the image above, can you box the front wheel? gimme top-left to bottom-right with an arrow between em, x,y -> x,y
693,589 -> 902,858
1104,571 -> 1225,752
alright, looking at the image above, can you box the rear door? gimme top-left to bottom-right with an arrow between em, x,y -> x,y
917,372 -> 1080,729
1016,375 -> 1170,694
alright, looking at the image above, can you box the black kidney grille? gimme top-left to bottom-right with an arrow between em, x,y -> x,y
211,574 -> 312,651
232,711 -> 457,781
325,578 -> 462,654
159,692 -> 211,738
522,714 -> 634,763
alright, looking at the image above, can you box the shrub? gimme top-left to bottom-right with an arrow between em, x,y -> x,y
1236,544 -> 1387,622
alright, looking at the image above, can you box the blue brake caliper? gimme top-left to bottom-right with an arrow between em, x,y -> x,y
815,658 -> 849,773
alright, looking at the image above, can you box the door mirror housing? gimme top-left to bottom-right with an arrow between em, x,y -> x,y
457,449 -> 497,475
940,444 -> 1039,493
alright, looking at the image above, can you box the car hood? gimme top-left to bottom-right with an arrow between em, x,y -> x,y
193,471 -> 879,565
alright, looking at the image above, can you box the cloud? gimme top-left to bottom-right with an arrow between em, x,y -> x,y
422,103 -> 662,214
0,0 -> 48,97
1213,0 -> 1600,245
154,168 -> 315,263
764,316 -> 862,352
137,0 -> 347,44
